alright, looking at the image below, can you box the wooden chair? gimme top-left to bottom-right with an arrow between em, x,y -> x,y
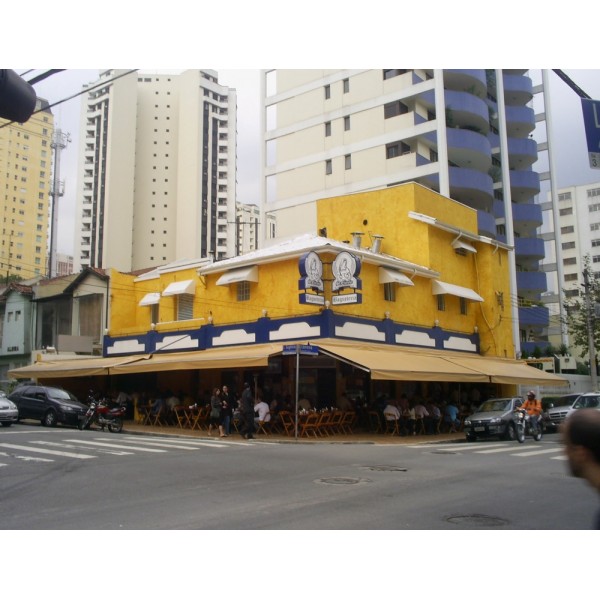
339,411 -> 356,434
315,411 -> 332,436
367,410 -> 382,433
329,410 -> 344,434
191,406 -> 209,431
278,411 -> 296,436
299,412 -> 320,437
255,418 -> 271,436
383,414 -> 400,435
173,405 -> 190,429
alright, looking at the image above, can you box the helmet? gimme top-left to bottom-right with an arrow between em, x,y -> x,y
527,390 -> 535,398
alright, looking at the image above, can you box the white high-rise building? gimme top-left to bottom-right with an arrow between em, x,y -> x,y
261,69 -> 553,356
73,69 -> 237,272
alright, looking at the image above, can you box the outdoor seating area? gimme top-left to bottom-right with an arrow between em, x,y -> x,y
132,402 -> 466,440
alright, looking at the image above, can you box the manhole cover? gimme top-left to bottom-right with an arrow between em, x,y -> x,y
431,450 -> 458,455
446,514 -> 509,527
315,477 -> 371,485
366,465 -> 408,472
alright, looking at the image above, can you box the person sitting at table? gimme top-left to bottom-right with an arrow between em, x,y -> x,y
383,399 -> 401,422
336,393 -> 354,412
444,400 -> 461,433
413,396 -> 432,434
254,397 -> 271,425
298,396 -> 312,411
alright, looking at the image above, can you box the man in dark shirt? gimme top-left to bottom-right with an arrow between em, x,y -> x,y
563,408 -> 600,529
239,382 -> 255,440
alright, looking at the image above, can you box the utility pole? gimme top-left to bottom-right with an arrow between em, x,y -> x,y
48,128 -> 70,278
583,268 -> 598,390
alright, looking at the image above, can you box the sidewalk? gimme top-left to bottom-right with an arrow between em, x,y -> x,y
122,421 -> 466,445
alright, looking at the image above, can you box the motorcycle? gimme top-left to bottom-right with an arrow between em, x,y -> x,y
78,392 -> 125,433
513,408 -> 543,444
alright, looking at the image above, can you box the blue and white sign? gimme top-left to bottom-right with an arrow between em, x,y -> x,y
581,98 -> 600,169
331,251 -> 362,305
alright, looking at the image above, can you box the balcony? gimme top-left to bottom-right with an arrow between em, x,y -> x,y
516,270 -> 548,295
494,201 -> 542,232
505,105 -> 535,137
515,237 -> 545,262
509,169 -> 540,202
448,166 -> 494,212
446,128 -> 492,172
507,137 -> 538,169
477,210 -> 497,238
443,69 -> 487,97
419,89 -> 490,133
518,304 -> 549,328
502,74 -> 533,105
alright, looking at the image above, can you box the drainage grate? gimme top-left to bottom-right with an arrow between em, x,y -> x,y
366,465 -> 408,472
315,477 -> 371,485
446,514 -> 509,527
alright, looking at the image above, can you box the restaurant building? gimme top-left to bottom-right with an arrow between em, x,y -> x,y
9,184 -> 565,407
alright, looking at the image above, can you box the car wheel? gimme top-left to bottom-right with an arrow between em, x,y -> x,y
42,409 -> 58,427
504,422 -> 516,441
1,422 -> 12,427
466,434 -> 477,442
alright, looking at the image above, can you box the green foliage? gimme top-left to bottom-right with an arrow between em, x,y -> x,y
561,255 -> 600,359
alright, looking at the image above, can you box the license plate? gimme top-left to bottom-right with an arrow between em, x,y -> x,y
474,426 -> 485,432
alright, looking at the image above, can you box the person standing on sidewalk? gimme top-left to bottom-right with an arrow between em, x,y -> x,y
208,387 -> 225,437
239,382 -> 255,439
221,385 -> 233,436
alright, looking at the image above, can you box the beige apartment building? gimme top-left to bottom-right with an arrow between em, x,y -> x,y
73,69 -> 237,273
0,98 -> 54,280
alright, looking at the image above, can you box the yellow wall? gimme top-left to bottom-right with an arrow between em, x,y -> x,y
107,183 -> 515,359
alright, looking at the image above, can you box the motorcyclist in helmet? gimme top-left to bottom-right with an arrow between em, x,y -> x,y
521,390 -> 542,433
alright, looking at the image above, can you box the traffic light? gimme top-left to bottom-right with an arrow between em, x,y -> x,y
0,69 -> 37,122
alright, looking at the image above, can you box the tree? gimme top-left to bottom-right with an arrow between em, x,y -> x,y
561,255 -> 600,359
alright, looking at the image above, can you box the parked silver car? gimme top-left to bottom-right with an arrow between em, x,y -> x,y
463,397 -> 523,442
543,392 -> 600,432
0,392 -> 19,427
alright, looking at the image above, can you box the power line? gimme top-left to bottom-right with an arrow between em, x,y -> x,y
0,69 -> 138,129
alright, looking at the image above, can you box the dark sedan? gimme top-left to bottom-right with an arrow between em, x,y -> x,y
463,397 -> 523,442
8,385 -> 88,427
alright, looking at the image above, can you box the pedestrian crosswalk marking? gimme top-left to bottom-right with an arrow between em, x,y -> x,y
512,448 -> 565,457
31,440 -> 134,456
116,434 -> 254,448
0,443 -> 96,460
91,437 -> 206,450
15,455 -> 54,463
63,439 -> 167,453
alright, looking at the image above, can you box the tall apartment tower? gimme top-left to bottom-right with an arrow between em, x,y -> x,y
0,98 -> 54,279
73,69 -> 237,273
542,182 -> 600,313
261,69 -> 548,355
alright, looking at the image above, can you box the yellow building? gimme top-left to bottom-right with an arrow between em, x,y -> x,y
10,184 -> 564,405
0,98 -> 54,278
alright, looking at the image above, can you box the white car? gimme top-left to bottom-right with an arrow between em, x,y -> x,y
544,392 -> 600,432
0,392 -> 19,427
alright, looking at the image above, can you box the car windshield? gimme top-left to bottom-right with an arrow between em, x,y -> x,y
573,396 -> 600,409
46,388 -> 74,401
478,399 -> 510,412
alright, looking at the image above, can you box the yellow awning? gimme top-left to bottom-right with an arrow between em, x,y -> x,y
109,342 -> 282,374
7,355 -> 148,379
318,340 -> 488,382
317,339 -> 567,385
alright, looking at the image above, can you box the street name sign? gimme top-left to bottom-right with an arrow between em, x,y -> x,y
581,98 -> 600,169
